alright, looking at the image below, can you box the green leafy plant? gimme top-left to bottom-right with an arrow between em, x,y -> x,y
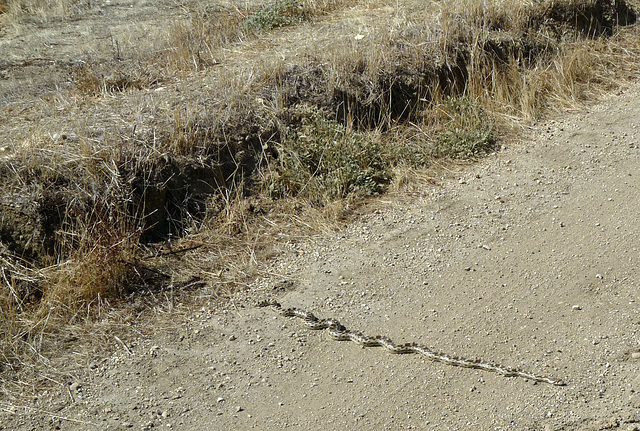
269,111 -> 389,202
431,97 -> 497,159
244,0 -> 308,31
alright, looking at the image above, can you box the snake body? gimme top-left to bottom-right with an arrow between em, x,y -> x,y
257,299 -> 565,386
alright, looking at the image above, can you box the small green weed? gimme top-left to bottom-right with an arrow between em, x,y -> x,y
269,110 -> 389,202
244,0 -> 308,31
389,97 -> 497,167
430,97 -> 496,159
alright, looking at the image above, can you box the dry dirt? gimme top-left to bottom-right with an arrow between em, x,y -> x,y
2,81 -> 640,431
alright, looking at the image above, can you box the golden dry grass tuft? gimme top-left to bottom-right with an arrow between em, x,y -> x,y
165,6 -> 248,71
72,63 -> 161,95
3,0 -> 77,23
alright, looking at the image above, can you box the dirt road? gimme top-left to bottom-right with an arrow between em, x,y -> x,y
4,85 -> 640,430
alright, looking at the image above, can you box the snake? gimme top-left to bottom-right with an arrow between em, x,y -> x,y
257,299 -> 565,386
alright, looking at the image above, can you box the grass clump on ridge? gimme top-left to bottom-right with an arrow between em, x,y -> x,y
167,6 -> 247,70
2,0 -> 78,22
48,203 -> 146,307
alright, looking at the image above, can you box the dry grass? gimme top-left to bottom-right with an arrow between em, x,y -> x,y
165,7 -> 248,71
1,0 -> 639,401
3,0 -> 77,23
156,0 -> 358,71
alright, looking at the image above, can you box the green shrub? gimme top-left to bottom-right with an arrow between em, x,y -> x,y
269,111 -> 389,202
244,0 -> 308,31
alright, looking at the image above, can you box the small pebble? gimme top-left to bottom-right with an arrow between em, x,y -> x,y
572,305 -> 582,310
631,352 -> 640,360
217,397 -> 225,403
